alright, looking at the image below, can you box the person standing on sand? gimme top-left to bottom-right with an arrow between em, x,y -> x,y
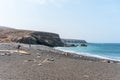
17,44 -> 21,52
29,44 -> 31,48
28,38 -> 31,48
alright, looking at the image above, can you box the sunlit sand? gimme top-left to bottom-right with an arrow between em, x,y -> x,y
0,50 -> 30,55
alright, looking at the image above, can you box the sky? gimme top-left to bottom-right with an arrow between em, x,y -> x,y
0,0 -> 120,43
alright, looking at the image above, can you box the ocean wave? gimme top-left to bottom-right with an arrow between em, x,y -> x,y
55,47 -> 120,61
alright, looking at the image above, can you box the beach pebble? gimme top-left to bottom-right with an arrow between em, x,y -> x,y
102,60 -> 114,63
6,53 -> 11,56
107,60 -> 114,63
64,52 -> 68,56
10,51 -> 14,54
38,63 -> 42,66
83,75 -> 89,78
0,53 -> 6,56
79,56 -> 82,57
102,60 -> 107,63
27,59 -> 34,62
37,55 -> 41,58
47,58 -> 54,61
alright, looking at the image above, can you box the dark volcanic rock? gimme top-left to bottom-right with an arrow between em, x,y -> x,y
17,32 -> 64,47
64,43 -> 78,47
0,26 -> 64,47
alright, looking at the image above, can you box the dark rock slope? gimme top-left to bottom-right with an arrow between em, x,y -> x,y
0,26 -> 64,47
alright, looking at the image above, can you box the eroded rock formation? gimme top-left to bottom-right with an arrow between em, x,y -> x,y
0,26 -> 64,47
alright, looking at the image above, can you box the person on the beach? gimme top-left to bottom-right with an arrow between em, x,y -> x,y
29,44 -> 31,48
17,44 -> 21,52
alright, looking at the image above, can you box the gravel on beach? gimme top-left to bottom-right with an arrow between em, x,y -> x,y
0,43 -> 119,80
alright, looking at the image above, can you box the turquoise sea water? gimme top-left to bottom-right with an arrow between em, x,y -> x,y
55,43 -> 120,61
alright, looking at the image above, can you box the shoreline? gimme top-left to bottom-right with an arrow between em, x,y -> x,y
0,42 -> 119,63
55,47 -> 120,63
0,43 -> 120,80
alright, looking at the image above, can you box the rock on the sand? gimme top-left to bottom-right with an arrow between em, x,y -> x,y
0,53 -> 6,56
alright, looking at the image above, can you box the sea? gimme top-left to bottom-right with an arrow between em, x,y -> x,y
55,43 -> 120,61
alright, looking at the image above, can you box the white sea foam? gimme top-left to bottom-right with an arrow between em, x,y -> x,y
55,47 -> 120,61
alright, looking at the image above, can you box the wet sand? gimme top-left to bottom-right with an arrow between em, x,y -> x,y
0,43 -> 120,80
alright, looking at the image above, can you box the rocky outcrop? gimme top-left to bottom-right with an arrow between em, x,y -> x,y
0,26 -> 64,47
62,39 -> 87,44
62,39 -> 87,47
15,32 -> 64,47
64,43 -> 78,47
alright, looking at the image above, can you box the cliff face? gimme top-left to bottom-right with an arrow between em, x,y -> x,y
0,26 -> 64,47
15,32 -> 64,47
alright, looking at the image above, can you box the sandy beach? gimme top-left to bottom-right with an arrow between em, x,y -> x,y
0,43 -> 119,80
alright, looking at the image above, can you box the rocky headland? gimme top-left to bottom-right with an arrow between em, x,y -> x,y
0,26 -> 64,47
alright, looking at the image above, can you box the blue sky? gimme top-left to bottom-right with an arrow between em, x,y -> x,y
0,0 -> 120,43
